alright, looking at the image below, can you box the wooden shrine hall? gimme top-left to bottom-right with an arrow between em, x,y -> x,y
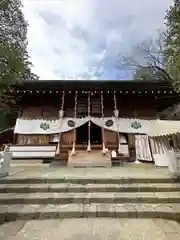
8,80 -> 180,167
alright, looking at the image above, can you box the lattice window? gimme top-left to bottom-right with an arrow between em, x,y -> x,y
90,96 -> 101,117
76,95 -> 88,117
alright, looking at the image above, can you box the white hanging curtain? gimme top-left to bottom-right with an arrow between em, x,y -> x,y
14,118 -> 62,134
14,117 -> 155,135
117,118 -> 155,134
150,136 -> 170,154
149,120 -> 180,137
135,135 -> 152,162
91,117 -> 118,132
15,117 -> 180,136
149,136 -> 172,167
14,117 -> 89,135
60,117 -> 89,133
91,117 -> 156,134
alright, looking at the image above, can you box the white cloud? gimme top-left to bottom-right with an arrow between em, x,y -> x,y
22,0 -> 173,80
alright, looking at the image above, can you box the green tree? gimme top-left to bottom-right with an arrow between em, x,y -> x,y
0,0 -> 38,130
164,0 -> 180,91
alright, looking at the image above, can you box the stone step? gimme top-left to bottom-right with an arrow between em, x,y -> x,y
1,183 -> 180,193
67,151 -> 111,168
1,192 -> 180,204
11,160 -> 43,165
67,163 -> 111,168
0,203 -> 180,222
1,177 -> 179,184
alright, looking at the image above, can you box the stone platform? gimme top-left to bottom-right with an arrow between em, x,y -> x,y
1,219 -> 180,240
0,164 -> 180,224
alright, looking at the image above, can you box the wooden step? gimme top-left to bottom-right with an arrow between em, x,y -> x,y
70,145 -> 102,150
89,145 -> 102,150
106,145 -> 118,150
75,144 -> 88,150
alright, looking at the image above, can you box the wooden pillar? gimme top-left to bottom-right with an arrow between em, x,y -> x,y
71,91 -> 77,155
101,91 -> 106,153
113,91 -> 120,153
12,133 -> 16,145
56,91 -> 65,155
87,91 -> 91,151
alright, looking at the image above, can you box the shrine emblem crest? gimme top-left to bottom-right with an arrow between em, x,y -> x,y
40,122 -> 50,130
131,121 -> 141,129
105,119 -> 114,127
67,120 -> 75,127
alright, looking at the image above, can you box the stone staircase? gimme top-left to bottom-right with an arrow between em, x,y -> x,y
67,150 -> 111,167
0,177 -> 180,222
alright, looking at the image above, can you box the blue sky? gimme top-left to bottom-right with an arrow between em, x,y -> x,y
22,0 -> 173,80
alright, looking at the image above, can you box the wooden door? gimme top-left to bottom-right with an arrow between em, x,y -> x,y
128,134 -> 136,158
104,129 -> 118,148
61,130 -> 74,145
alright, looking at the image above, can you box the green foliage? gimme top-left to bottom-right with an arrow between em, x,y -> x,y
165,0 -> 180,91
0,0 -> 38,129
0,108 -> 17,130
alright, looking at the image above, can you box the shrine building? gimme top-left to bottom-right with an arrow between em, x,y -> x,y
7,80 -> 180,167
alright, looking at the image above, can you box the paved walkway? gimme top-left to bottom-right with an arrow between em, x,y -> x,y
7,163 -> 170,179
0,218 -> 180,240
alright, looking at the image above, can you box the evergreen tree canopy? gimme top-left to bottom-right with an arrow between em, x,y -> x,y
165,0 -> 180,91
0,0 -> 38,129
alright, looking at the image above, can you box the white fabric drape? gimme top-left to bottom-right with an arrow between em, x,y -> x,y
118,118 -> 155,134
60,117 -> 89,133
91,117 -> 118,131
149,120 -> 180,137
149,136 -> 172,167
14,117 -> 180,136
12,117 -> 160,135
91,118 -> 156,133
168,150 -> 180,175
15,117 -> 154,135
14,118 -> 89,134
14,118 -> 61,134
150,137 -> 171,155
135,135 -> 152,162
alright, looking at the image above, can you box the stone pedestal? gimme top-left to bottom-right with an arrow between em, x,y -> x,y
0,152 -> 12,178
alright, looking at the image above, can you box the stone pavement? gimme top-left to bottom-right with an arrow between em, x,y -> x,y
0,218 -> 180,240
6,162 -> 170,180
